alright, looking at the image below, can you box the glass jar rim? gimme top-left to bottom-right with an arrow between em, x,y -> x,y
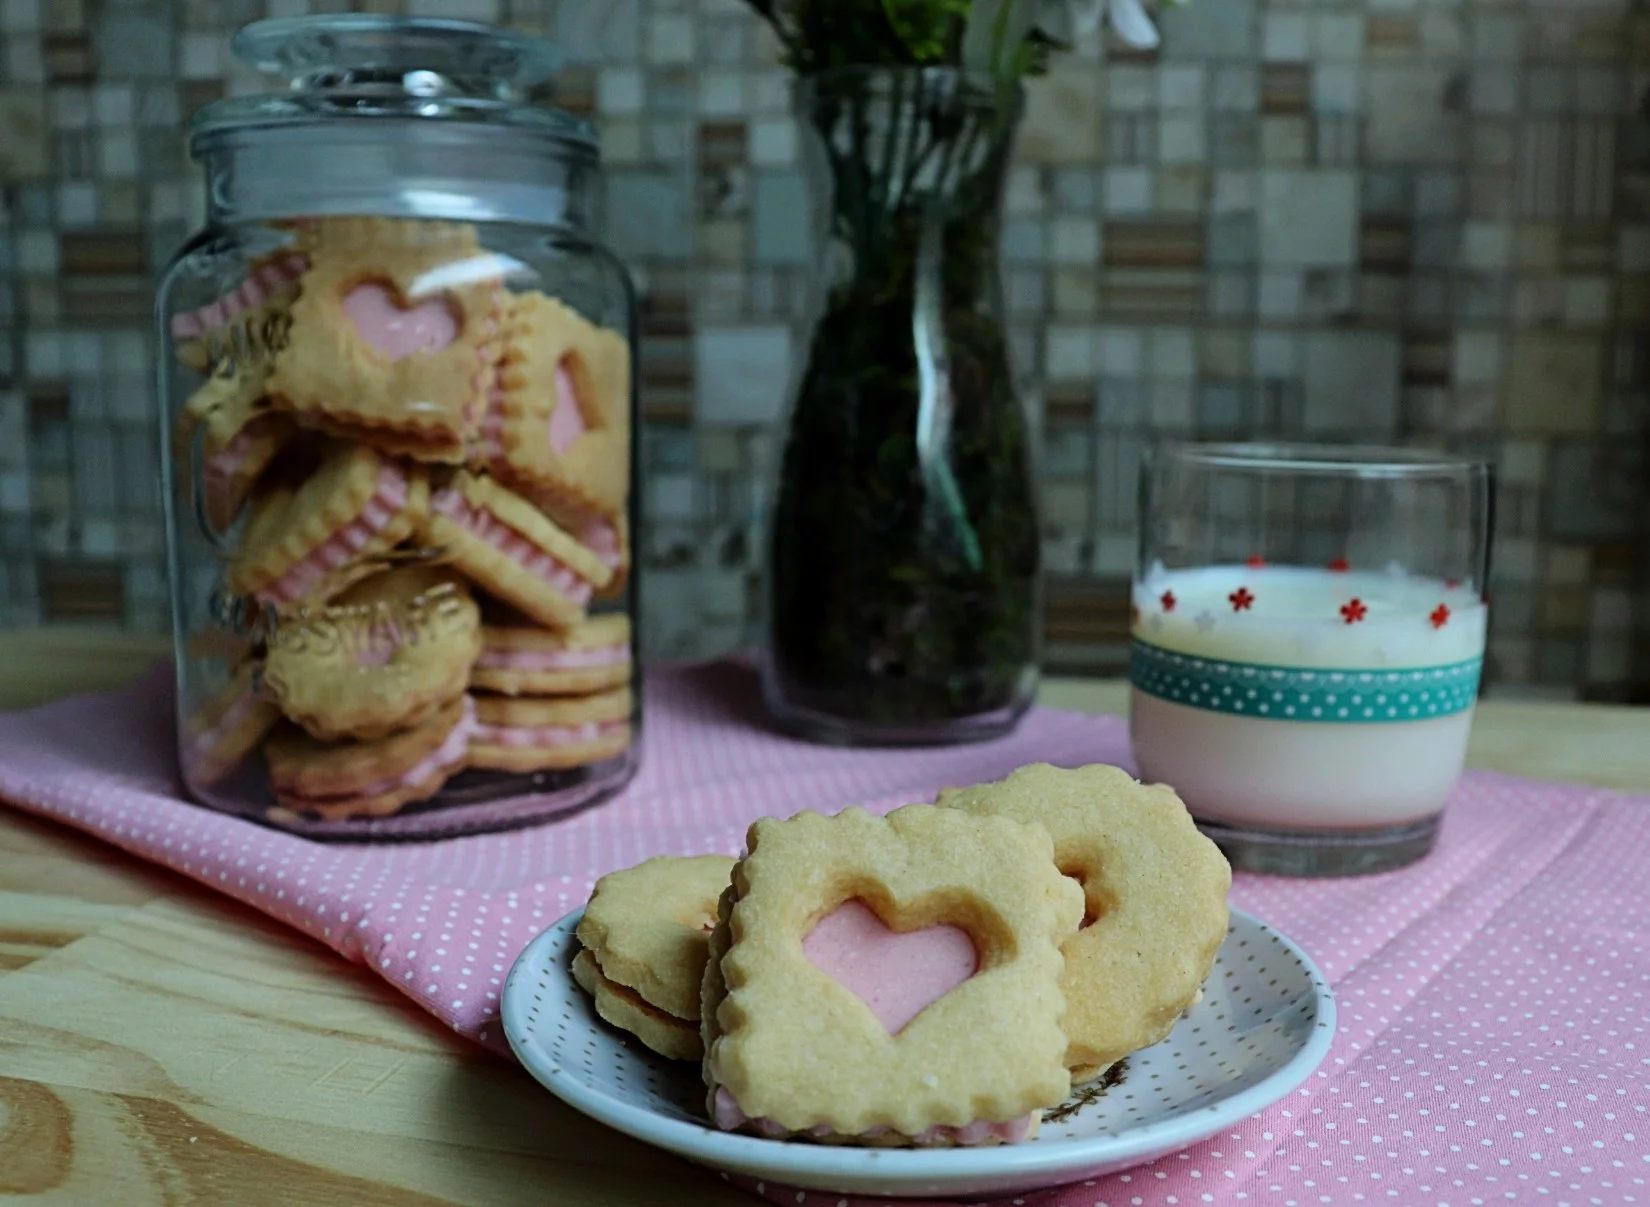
191,15 -> 595,153
235,15 -> 560,88
1154,441 -> 1489,478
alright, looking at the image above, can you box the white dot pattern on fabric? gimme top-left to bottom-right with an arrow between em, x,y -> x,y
0,663 -> 1646,1206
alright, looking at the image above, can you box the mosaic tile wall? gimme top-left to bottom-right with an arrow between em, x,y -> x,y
2,0 -> 1648,700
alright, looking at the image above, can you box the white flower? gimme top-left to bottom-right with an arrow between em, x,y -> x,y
965,0 -> 1180,77
1037,0 -> 1175,50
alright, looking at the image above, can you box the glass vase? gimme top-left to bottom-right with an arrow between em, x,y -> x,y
762,66 -> 1040,746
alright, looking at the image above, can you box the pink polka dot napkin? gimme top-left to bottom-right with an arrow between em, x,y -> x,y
1,661 -> 1646,1207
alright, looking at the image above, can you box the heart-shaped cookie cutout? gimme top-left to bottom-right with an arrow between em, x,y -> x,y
343,282 -> 459,362
803,899 -> 978,1034
548,357 -> 594,455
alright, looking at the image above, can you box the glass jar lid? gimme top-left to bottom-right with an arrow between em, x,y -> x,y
191,15 -> 595,152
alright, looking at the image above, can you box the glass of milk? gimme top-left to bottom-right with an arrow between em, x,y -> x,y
1130,443 -> 1492,876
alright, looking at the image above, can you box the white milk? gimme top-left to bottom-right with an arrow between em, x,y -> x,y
1130,565 -> 1487,832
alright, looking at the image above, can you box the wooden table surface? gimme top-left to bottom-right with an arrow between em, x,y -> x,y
2,630 -> 1648,1205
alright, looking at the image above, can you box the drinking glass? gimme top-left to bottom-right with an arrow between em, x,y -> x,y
1131,443 -> 1492,876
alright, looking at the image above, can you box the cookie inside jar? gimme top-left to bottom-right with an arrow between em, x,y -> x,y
169,214 -> 639,839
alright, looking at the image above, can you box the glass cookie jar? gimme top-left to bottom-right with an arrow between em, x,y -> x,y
159,17 -> 641,839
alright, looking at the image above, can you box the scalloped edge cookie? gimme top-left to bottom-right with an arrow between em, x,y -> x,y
264,565 -> 483,742
227,441 -> 430,610
576,853 -> 733,1020
477,290 -> 630,519
422,471 -> 612,630
471,613 -> 631,697
468,686 -> 633,772
939,763 -> 1231,1079
264,693 -> 473,820
701,803 -> 1083,1144
266,218 -> 506,464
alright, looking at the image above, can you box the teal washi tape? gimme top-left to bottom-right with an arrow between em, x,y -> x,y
1130,638 -> 1483,723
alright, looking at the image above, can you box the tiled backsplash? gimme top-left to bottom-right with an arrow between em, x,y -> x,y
2,0 -> 1647,699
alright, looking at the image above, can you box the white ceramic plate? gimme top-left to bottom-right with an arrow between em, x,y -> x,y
504,907 -> 1334,1200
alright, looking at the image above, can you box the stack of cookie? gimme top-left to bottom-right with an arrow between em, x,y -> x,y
570,763 -> 1232,1148
571,854 -> 736,1061
171,216 -> 635,822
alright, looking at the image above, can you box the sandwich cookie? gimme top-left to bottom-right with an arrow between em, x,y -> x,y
470,613 -> 631,697
263,693 -> 474,821
570,854 -> 734,1061
545,502 -> 630,600
180,661 -> 282,788
701,804 -> 1083,1147
477,291 -> 630,523
170,250 -> 309,373
267,217 -> 505,464
468,685 -> 632,772
423,471 -> 612,630
227,441 -> 429,610
264,565 -> 483,742
173,361 -> 293,531
571,951 -> 702,1062
939,763 -> 1231,1081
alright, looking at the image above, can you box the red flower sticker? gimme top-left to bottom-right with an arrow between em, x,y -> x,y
1229,586 -> 1255,612
1245,554 -> 1266,569
1430,604 -> 1450,630
1160,590 -> 1177,612
1329,558 -> 1350,572
1445,578 -> 1460,590
1341,598 -> 1368,624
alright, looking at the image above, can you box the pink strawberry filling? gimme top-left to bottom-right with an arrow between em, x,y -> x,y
342,282 -> 460,361
478,389 -> 512,465
203,415 -> 281,506
471,718 -> 626,749
282,699 -> 473,809
430,489 -> 594,606
549,361 -> 589,453
477,391 -> 621,576
256,462 -> 409,607
475,643 -> 628,671
571,510 -> 622,572
187,691 -> 259,760
710,1088 -> 1034,1146
803,901 -> 977,1035
171,254 -> 308,339
353,620 -> 404,666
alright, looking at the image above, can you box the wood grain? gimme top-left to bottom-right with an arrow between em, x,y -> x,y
0,629 -> 169,713
0,630 -> 1645,1203
0,812 -> 746,1205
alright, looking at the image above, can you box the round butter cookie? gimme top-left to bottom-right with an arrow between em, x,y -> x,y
471,613 -> 630,697
576,854 -> 733,1021
468,686 -> 632,772
570,948 -> 703,1062
264,565 -> 482,742
264,694 -> 473,821
939,763 -> 1231,1081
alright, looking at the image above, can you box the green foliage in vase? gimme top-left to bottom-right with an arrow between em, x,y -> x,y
765,71 -> 1039,732
751,1 -> 1183,738
746,0 -> 1055,83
